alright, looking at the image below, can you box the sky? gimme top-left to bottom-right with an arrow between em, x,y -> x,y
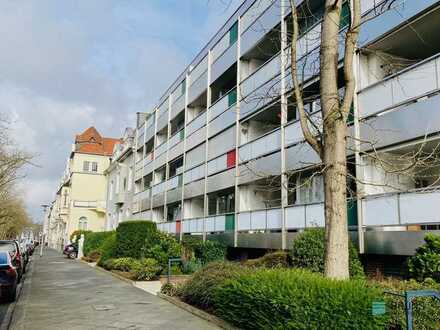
0,0 -> 242,222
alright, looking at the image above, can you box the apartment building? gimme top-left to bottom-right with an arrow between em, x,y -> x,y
105,128 -> 135,230
132,0 -> 440,264
46,127 -> 119,247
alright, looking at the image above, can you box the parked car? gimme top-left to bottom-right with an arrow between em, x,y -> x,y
0,251 -> 17,302
63,244 -> 78,259
26,242 -> 35,256
0,241 -> 23,282
19,242 -> 29,271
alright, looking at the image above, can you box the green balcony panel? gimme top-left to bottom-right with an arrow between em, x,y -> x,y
347,199 -> 358,226
229,21 -> 238,46
228,89 -> 237,107
179,129 -> 185,140
225,214 -> 235,232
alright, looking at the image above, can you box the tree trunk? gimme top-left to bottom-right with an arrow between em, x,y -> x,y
323,119 -> 349,279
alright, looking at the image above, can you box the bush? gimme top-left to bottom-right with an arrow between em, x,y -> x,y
84,231 -> 115,256
115,221 -> 158,259
374,278 -> 440,330
408,233 -> 440,282
291,228 -> 364,278
180,261 -> 248,310
160,282 -> 182,297
182,237 -> 226,264
145,232 -> 181,270
97,231 -> 117,266
213,268 -> 388,329
69,230 -> 92,243
244,251 -> 291,269
82,249 -> 101,263
99,258 -> 115,270
110,257 -> 140,272
131,258 -> 162,281
182,258 -> 203,274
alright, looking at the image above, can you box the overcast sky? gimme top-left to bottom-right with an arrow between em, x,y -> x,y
0,0 -> 242,222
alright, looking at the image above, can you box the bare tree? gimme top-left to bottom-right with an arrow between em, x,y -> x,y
289,0 -> 361,279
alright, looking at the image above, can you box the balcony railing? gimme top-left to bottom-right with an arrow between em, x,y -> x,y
239,128 -> 281,163
151,181 -> 166,196
358,53 -> 440,118
169,129 -> 184,149
237,208 -> 282,231
184,164 -> 205,184
361,189 -> 440,227
209,87 -> 237,121
155,141 -> 167,157
167,174 -> 182,191
187,111 -> 206,136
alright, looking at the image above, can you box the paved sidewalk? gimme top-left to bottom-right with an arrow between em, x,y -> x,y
10,249 -> 218,329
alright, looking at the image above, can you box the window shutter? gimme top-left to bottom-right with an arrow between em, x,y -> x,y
229,21 -> 238,45
228,88 -> 237,107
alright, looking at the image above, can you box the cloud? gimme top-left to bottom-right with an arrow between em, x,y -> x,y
0,0 -> 242,222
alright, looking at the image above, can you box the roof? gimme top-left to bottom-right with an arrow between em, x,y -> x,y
73,127 -> 120,157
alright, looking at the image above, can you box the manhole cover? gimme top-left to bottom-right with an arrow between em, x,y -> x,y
93,304 -> 115,311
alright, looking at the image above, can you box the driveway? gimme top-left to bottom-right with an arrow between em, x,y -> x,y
9,249 -> 219,329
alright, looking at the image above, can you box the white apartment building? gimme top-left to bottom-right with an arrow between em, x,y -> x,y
130,0 -> 440,270
105,128 -> 135,230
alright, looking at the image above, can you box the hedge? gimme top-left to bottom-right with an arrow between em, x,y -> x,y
182,236 -> 226,264
213,268 -> 388,329
375,278 -> 440,330
97,231 -> 117,265
244,251 -> 291,269
292,228 -> 365,278
83,231 -> 115,256
179,261 -> 249,310
408,233 -> 440,282
115,220 -> 158,259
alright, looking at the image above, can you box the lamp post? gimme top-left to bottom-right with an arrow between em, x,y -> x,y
40,204 -> 49,257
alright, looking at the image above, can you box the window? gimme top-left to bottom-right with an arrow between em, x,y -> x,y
78,217 -> 88,230
91,162 -> 98,172
123,177 -> 127,190
83,161 -> 90,172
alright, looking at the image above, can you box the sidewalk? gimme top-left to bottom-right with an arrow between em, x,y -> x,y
10,249 -> 219,329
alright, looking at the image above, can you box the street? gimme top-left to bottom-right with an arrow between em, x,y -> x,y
7,249 -> 219,329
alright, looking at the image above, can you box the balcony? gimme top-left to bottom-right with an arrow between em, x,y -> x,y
358,53 -> 440,118
184,164 -> 205,184
167,174 -> 182,191
168,129 -> 184,149
237,208 -> 282,231
187,111 -> 206,137
170,94 -> 185,120
361,189 -> 440,227
239,128 -> 280,163
151,181 -> 166,196
209,88 -> 237,121
155,141 -> 167,158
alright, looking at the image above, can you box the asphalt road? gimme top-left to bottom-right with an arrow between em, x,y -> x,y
8,249 -> 219,329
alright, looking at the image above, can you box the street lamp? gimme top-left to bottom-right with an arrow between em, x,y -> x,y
40,204 -> 49,257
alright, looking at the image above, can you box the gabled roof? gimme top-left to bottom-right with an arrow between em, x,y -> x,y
73,126 -> 120,157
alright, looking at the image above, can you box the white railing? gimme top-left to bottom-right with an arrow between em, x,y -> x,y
155,141 -> 167,157
151,181 -> 166,196
157,215 -> 226,234
187,111 -> 206,136
285,202 -> 325,229
209,92 -> 230,121
362,189 -> 440,226
183,218 -> 204,233
190,56 -> 208,85
358,53 -> 440,118
167,175 -> 181,191
184,164 -> 205,184
241,52 -> 281,98
157,221 -> 177,234
237,208 -> 282,231
169,130 -> 184,149
241,0 -> 275,34
239,128 -> 281,163
211,32 -> 230,63
207,154 -> 228,176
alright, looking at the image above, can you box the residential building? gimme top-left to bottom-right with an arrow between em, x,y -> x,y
105,128 -> 136,230
46,127 -> 119,247
132,0 -> 440,271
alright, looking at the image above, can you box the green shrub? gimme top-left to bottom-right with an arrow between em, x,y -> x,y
180,261 -> 249,310
213,268 -> 388,330
160,282 -> 182,297
82,249 -> 101,263
99,258 -> 115,270
115,221 -> 158,259
110,257 -> 140,272
182,258 -> 203,274
131,258 -> 162,281
408,233 -> 440,282
244,251 -> 291,269
182,237 -> 226,264
291,228 -> 364,278
145,232 -> 181,269
374,278 -> 440,330
69,230 -> 92,243
84,231 -> 115,256
97,231 -> 117,265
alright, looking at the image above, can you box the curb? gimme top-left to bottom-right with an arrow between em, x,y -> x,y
157,293 -> 238,330
78,259 -> 135,285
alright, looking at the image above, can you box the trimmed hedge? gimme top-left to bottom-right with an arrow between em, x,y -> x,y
292,228 -> 365,278
213,268 -> 388,329
408,233 -> 440,282
244,251 -> 291,269
179,261 -> 249,310
375,278 -> 440,330
97,231 -> 117,265
182,236 -> 226,265
115,220 -> 158,259
84,231 -> 115,256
